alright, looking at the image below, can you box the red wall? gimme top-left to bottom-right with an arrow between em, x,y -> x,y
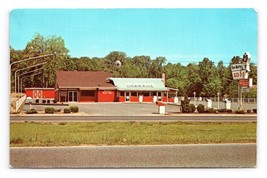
80,96 -> 96,102
143,96 -> 153,102
119,96 -> 125,102
25,89 -> 55,99
98,90 -> 115,102
25,90 -> 33,98
130,96 -> 139,102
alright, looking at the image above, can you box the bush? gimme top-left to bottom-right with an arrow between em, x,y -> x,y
205,108 -> 217,113
227,109 -> 233,113
218,109 -> 227,113
189,104 -> 196,113
35,99 -> 39,103
253,109 -> 257,113
10,138 -> 24,144
182,104 -> 191,113
45,107 -> 55,114
42,100 -> 46,104
69,106 -> 79,113
26,108 -> 38,114
236,109 -> 245,114
197,104 -> 205,113
53,99 -> 57,104
64,108 -> 71,113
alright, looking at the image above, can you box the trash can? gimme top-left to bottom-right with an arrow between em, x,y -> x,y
206,99 -> 212,108
157,102 -> 165,114
224,100 -> 231,110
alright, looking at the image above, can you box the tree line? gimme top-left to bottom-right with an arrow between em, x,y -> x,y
10,33 -> 257,98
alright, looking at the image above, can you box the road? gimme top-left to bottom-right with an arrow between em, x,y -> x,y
10,115 -> 257,122
10,143 -> 256,168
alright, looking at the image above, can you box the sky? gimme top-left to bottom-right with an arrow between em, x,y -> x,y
10,9 -> 257,65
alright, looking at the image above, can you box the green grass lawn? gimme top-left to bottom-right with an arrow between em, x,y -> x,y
10,121 -> 256,147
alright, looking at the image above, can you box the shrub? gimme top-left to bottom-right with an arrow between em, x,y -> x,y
64,108 -> 71,113
236,109 -> 245,114
218,109 -> 227,113
42,100 -> 46,104
247,109 -> 252,114
69,106 -> 79,113
189,104 -> 196,113
35,99 -> 39,103
227,109 -> 233,113
10,138 -> 24,144
26,108 -> 38,114
197,104 -> 205,113
253,109 -> 257,113
45,107 -> 55,114
182,104 -> 191,113
206,108 -> 217,113
53,99 -> 57,104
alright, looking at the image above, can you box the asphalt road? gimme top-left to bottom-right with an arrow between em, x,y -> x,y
10,115 -> 257,123
10,143 -> 256,168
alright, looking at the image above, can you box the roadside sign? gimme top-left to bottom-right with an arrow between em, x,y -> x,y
242,87 -> 250,93
231,64 -> 245,71
231,70 -> 246,80
239,79 -> 249,87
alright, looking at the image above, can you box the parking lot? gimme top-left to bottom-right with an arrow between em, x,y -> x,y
23,102 -> 181,116
23,100 -> 257,116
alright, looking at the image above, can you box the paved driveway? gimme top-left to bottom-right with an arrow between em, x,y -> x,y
70,103 -> 181,116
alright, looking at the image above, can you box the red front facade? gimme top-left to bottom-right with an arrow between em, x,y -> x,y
25,88 -> 56,99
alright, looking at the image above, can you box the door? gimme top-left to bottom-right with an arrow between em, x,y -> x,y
125,91 -> 130,102
68,91 -> 78,102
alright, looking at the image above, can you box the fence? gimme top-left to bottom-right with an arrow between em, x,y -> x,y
178,97 -> 257,104
15,95 -> 26,113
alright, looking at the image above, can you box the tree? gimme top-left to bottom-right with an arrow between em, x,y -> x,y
24,33 -> 69,87
104,51 -> 127,76
149,57 -> 166,78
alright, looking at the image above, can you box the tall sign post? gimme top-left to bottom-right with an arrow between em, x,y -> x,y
230,52 -> 252,109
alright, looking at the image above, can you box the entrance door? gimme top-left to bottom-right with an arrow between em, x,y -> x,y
125,91 -> 130,102
68,91 -> 78,102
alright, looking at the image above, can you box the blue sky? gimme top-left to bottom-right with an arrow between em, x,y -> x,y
10,9 -> 257,64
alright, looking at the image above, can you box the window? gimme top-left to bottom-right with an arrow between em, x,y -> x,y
120,91 -> 124,96
131,92 -> 137,96
143,92 -> 150,96
81,90 -> 95,96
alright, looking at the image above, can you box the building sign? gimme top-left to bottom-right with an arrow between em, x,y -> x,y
33,90 -> 43,99
231,70 -> 246,80
230,64 -> 245,71
126,84 -> 154,88
101,90 -> 113,94
239,79 -> 249,87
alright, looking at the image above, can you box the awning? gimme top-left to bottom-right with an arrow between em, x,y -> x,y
108,78 -> 168,91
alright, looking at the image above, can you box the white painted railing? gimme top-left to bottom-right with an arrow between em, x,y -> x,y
15,95 -> 26,113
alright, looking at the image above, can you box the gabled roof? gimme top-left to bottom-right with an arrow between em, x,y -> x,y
56,71 -> 115,89
108,78 -> 167,91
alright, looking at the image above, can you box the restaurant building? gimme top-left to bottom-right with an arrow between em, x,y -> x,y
25,71 -> 178,103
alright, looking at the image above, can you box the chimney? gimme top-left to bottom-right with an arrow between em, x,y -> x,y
162,73 -> 165,85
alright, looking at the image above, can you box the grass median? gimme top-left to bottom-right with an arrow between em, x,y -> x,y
10,121 -> 256,147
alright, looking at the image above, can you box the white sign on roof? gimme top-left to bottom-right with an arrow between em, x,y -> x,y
126,84 -> 154,88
